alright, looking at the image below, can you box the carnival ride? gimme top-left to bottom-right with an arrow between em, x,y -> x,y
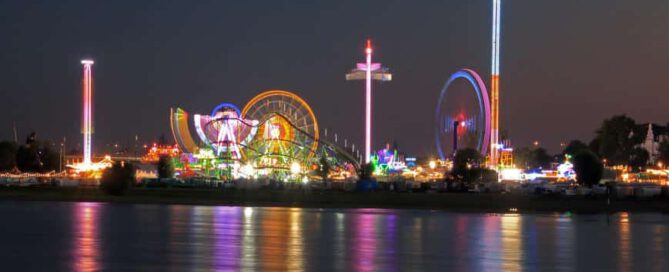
434,69 -> 491,161
170,90 -> 358,180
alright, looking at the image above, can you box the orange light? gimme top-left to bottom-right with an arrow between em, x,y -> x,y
241,90 -> 319,157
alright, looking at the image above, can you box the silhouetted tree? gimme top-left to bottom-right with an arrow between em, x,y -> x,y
39,141 -> 59,172
532,148 -> 553,169
0,141 -> 18,171
573,150 -> 603,187
562,140 -> 589,157
590,115 -> 641,165
317,155 -> 331,182
357,163 -> 374,180
513,147 -> 552,170
658,139 -> 669,165
451,148 -> 483,180
15,140 -> 59,173
628,147 -> 649,171
16,144 -> 40,172
157,155 -> 174,179
467,167 -> 499,183
100,162 -> 136,195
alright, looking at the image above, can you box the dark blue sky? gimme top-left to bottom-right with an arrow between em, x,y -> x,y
1,0 -> 668,156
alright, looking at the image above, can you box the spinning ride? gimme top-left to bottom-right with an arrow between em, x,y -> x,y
241,90 -> 319,171
434,69 -> 491,160
170,90 -> 321,178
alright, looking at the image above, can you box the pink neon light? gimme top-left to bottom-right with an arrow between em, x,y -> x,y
365,39 -> 372,163
356,63 -> 381,71
81,60 -> 94,164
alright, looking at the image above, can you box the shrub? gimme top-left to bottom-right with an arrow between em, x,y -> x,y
573,150 -> 603,187
100,162 -> 135,195
157,155 -> 174,179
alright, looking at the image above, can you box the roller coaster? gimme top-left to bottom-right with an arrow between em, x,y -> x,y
170,90 -> 359,180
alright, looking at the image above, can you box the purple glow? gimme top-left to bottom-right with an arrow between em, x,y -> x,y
81,60 -> 94,164
357,63 -> 381,71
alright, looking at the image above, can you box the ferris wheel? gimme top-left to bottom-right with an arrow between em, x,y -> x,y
434,69 -> 491,160
241,90 -> 319,169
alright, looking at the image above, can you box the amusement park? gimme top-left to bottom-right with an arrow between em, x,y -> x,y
6,1 -> 669,271
1,0 -> 668,197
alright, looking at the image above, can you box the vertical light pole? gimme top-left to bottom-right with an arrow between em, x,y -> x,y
346,39 -> 392,164
81,59 -> 94,164
490,0 -> 501,167
364,40 -> 372,164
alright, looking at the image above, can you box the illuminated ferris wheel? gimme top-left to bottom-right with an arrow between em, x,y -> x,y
241,90 -> 319,169
435,69 -> 491,160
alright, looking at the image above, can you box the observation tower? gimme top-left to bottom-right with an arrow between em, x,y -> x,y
346,39 -> 392,163
81,59 -> 94,164
68,59 -> 112,177
490,0 -> 502,167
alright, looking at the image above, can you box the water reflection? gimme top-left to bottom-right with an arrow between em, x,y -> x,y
1,202 -> 665,271
72,203 -> 100,272
500,215 -> 523,272
618,212 -> 632,272
353,212 -> 379,272
555,213 -> 575,271
480,215 -> 501,271
287,208 -> 304,271
652,224 -> 666,271
213,207 -> 241,270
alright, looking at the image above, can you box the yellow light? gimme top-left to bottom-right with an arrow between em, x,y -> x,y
429,161 -> 436,169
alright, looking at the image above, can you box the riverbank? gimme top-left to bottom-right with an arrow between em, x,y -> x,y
1,187 -> 668,213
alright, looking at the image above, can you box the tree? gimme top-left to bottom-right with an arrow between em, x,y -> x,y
317,155 -> 331,182
467,167 -> 499,183
38,141 -> 59,172
357,163 -> 374,181
157,155 -> 174,179
16,144 -> 40,172
573,150 -> 603,187
590,115 -> 641,165
100,162 -> 136,195
513,147 -> 553,170
562,140 -> 589,157
452,148 -> 483,180
513,147 -> 533,169
0,141 -> 18,171
531,148 -> 553,169
15,140 -> 59,173
658,139 -> 669,165
628,147 -> 649,171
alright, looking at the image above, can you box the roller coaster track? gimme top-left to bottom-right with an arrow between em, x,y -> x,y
205,113 -> 360,168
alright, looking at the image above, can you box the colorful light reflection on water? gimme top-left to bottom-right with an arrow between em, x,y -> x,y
72,202 -> 100,272
0,203 -> 666,271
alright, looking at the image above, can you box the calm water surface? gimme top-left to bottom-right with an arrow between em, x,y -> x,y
0,201 -> 667,271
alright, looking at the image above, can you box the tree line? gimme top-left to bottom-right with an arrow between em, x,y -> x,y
514,115 -> 669,172
0,133 -> 60,173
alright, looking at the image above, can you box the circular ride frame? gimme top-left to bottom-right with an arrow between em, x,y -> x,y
434,69 -> 491,160
241,90 -> 320,171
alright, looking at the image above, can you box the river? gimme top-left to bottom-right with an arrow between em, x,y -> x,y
0,201 -> 667,271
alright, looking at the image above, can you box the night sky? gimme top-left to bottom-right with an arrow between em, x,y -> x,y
1,0 -> 668,156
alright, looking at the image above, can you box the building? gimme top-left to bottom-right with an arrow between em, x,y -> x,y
638,123 -> 668,163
